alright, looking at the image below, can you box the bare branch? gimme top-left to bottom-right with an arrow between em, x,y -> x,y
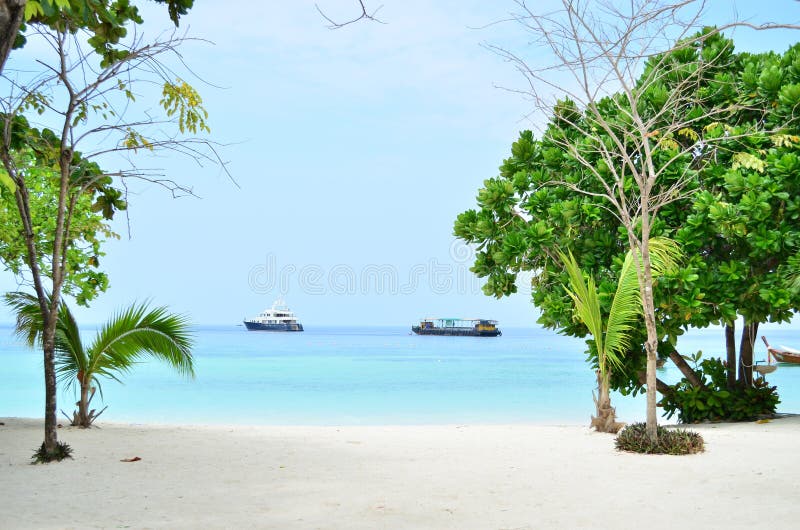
315,1 -> 385,29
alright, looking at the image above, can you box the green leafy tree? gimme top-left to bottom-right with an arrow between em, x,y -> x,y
5,291 -> 194,427
663,48 -> 800,388
0,0 -> 370,463
455,2 -> 798,440
560,237 -> 681,433
0,4 -> 212,461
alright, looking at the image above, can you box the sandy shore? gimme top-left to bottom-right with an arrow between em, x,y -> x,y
1,417 -> 798,529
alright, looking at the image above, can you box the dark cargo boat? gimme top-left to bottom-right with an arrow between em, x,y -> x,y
411,318 -> 501,337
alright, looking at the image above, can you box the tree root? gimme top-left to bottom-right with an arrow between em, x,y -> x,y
60,405 -> 108,428
592,389 -> 626,434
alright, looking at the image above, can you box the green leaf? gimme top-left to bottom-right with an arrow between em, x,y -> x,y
732,152 -> 766,173
24,1 -> 44,20
0,168 -> 16,193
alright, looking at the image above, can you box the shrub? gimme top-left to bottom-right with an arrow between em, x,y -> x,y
31,441 -> 73,464
615,422 -> 704,455
660,357 -> 779,423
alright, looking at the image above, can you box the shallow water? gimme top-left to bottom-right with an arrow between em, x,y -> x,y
2,324 -> 798,425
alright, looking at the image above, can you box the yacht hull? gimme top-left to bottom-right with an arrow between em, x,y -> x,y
244,322 -> 304,332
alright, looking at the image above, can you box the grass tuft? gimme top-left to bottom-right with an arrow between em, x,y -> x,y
31,441 -> 73,464
615,422 -> 704,455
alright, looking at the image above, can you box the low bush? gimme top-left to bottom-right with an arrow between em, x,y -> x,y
659,357 -> 779,423
31,441 -> 73,464
615,422 -> 704,455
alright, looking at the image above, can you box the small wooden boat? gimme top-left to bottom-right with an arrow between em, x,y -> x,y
761,336 -> 800,364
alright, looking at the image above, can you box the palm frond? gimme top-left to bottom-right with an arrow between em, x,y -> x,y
54,354 -> 80,390
86,302 -> 195,382
560,238 -> 684,378
604,251 -> 640,370
3,291 -> 45,347
783,251 -> 800,293
605,237 -> 683,368
53,299 -> 87,393
559,250 -> 605,357
648,237 -> 682,277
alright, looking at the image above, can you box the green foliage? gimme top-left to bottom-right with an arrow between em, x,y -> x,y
560,238 -> 681,431
77,301 -> 196,382
160,79 -> 210,134
5,291 -> 195,392
0,146 -> 124,305
18,1 -> 194,67
560,237 -> 682,382
615,423 -> 705,455
454,31 -> 800,395
31,440 -> 73,463
0,167 -> 15,193
660,357 -> 780,423
6,290 -> 194,425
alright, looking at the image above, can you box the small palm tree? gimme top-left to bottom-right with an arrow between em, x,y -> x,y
560,237 -> 681,433
5,292 -> 194,427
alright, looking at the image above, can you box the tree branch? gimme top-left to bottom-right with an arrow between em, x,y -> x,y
315,1 -> 385,29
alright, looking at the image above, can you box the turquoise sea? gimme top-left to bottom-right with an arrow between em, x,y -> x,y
2,324 -> 799,425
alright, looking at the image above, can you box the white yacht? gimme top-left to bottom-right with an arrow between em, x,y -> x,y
243,299 -> 304,331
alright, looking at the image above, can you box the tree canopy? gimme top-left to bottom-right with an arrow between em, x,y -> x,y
1,0 -> 193,74
454,31 -> 800,398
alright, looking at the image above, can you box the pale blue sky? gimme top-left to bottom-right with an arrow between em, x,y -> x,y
2,1 -> 800,327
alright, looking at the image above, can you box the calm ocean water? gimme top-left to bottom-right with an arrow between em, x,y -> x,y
2,324 -> 799,425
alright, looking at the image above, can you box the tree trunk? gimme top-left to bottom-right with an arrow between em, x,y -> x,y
5,158 -> 62,456
636,370 -> 673,395
725,323 -> 737,390
41,328 -> 59,455
645,349 -> 658,439
623,225 -> 659,442
666,347 -> 704,388
591,371 -> 624,433
38,279 -> 64,454
641,282 -> 659,441
78,375 -> 91,428
637,239 -> 660,442
738,320 -> 758,387
0,0 -> 26,76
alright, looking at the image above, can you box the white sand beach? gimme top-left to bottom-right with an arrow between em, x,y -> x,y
1,416 -> 798,529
